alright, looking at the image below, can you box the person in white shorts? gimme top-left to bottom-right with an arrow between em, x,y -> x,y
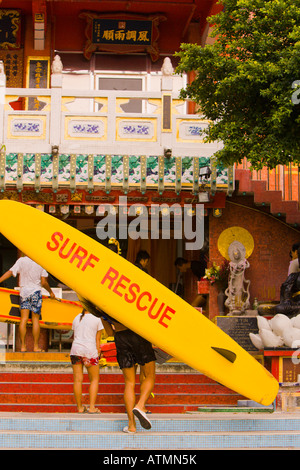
0,255 -> 55,352
70,310 -> 104,413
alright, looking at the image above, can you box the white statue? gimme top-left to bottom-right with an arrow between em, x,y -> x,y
225,241 -> 250,315
161,57 -> 174,76
51,55 -> 63,74
250,313 -> 300,350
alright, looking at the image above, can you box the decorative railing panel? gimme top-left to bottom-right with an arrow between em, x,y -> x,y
0,153 -> 232,195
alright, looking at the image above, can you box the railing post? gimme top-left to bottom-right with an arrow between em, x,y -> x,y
160,57 -> 174,154
50,55 -> 63,149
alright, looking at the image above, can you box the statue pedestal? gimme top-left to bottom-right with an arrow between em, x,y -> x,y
263,349 -> 300,411
214,315 -> 259,353
263,349 -> 300,382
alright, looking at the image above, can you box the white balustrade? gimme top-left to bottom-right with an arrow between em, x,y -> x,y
0,59 -> 222,158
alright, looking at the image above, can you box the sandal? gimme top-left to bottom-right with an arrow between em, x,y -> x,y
123,426 -> 136,434
88,408 -> 101,414
133,407 -> 152,430
78,406 -> 88,413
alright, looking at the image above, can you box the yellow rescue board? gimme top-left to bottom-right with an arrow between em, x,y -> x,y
0,200 -> 278,405
0,287 -> 82,330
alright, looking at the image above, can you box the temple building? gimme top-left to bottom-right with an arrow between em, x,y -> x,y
0,0 -> 299,351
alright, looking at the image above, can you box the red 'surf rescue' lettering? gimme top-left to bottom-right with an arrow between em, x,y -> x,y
46,231 -> 100,271
101,267 -> 175,328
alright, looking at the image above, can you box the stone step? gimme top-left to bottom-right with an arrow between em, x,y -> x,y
0,371 -> 226,384
0,392 -> 241,405
235,168 -> 300,225
0,368 -> 245,413
0,412 -> 298,450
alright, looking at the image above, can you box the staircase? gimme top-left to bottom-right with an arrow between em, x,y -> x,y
0,368 -> 247,413
0,411 -> 299,449
235,165 -> 300,226
1,360 -> 298,449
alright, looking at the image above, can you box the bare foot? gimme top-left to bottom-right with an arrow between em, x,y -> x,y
78,406 -> 87,413
88,407 -> 101,414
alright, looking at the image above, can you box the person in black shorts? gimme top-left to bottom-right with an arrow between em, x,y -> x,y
101,240 -> 156,434
101,314 -> 156,433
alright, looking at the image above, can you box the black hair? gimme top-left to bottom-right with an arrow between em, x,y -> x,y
135,250 -> 150,263
79,309 -> 86,321
174,257 -> 188,267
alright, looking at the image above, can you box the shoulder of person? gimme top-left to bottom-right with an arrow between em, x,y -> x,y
11,257 -> 26,270
21,257 -> 36,267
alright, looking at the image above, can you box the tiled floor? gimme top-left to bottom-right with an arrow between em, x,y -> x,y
0,411 -> 299,449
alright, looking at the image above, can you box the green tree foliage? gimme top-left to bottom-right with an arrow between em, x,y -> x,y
175,0 -> 300,169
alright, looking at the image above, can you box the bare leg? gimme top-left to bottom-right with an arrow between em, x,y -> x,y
87,364 -> 100,412
31,312 -> 42,352
122,366 -> 137,432
72,363 -> 85,412
19,309 -> 30,352
135,361 -> 155,412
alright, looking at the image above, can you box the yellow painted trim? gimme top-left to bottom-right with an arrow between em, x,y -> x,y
116,98 -> 130,114
148,98 -> 162,114
94,97 -> 108,113
278,356 -> 283,383
172,99 -> 185,115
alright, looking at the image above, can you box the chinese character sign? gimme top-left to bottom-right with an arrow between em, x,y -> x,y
80,12 -> 166,62
27,58 -> 49,111
92,19 -> 152,46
